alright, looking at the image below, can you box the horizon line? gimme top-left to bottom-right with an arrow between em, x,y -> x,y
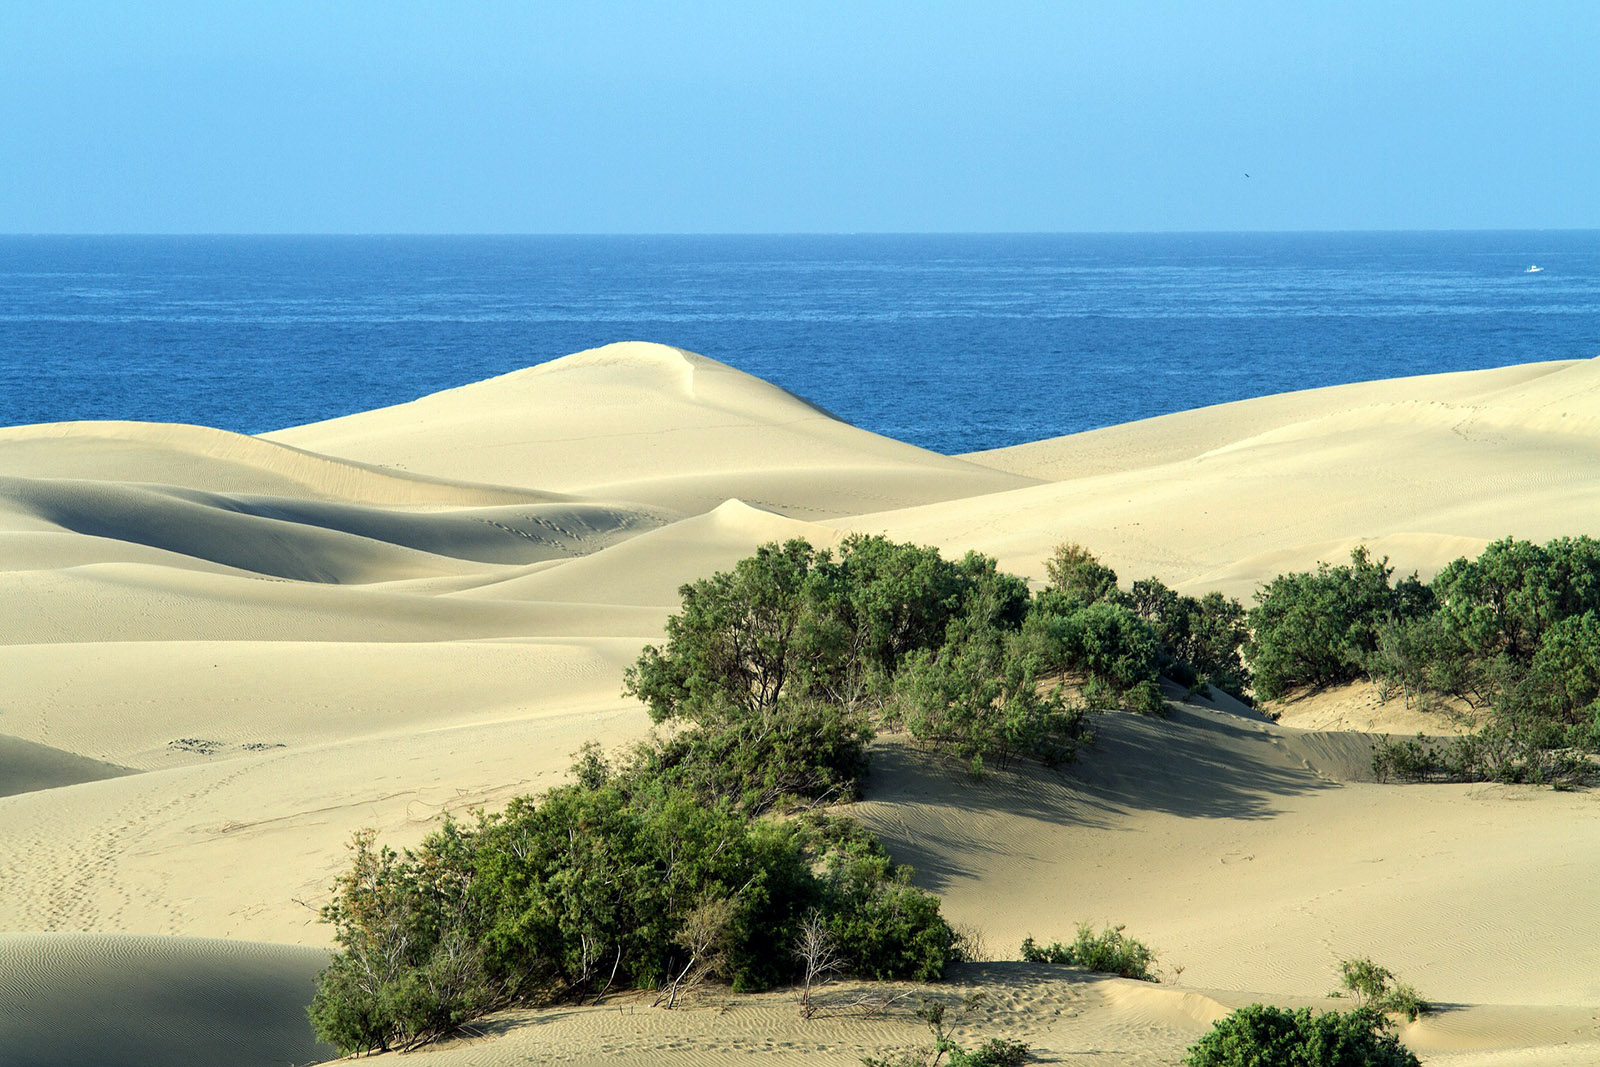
3,227 -> 1598,239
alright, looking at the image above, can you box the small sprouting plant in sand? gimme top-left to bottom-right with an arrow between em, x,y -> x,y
860,997 -> 1031,1067
1020,923 -> 1158,982
1332,956 -> 1429,1022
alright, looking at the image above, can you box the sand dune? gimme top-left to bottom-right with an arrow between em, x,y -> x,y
934,356 -> 1600,597
5,345 -> 1599,1066
269,341 -> 1037,516
855,710 -> 1600,1008
2,474 -> 672,581
0,419 -> 551,505
0,933 -> 331,1067
459,499 -> 844,607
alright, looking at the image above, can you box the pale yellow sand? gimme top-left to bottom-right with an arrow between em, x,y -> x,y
944,357 -> 1600,599
3,342 -> 1598,1066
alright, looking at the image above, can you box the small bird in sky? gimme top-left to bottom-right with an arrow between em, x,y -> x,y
1244,173 -> 1251,178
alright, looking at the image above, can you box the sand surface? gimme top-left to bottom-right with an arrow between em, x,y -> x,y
3,342 -> 1597,1066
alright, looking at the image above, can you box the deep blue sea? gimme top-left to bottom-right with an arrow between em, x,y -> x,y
2,233 -> 1597,455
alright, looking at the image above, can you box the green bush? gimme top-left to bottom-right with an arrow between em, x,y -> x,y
310,762 -> 958,1054
306,825 -> 498,1055
1335,957 -> 1428,1023
950,1038 -> 1032,1067
1020,923 -> 1157,981
1044,541 -> 1122,609
1370,734 -> 1453,783
819,835 -> 959,981
1431,536 -> 1600,664
1033,548 -> 1249,708
1372,727 -> 1592,786
1246,548 -> 1423,700
1185,1004 -> 1420,1067
624,539 -> 830,725
1129,578 -> 1252,700
625,535 -> 1027,730
469,779 -> 813,996
891,619 -> 1085,774
1022,600 -> 1165,713
622,697 -> 872,814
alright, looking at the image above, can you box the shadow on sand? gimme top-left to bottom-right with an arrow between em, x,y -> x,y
854,701 -> 1341,894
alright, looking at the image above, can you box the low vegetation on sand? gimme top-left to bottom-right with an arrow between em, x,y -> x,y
307,743 -> 958,1054
308,535 -> 1251,1053
1332,956 -> 1429,1022
1185,1004 -> 1421,1067
1019,924 -> 1159,981
1186,958 -> 1428,1067
312,529 -> 1555,1055
860,997 -> 1032,1067
627,535 -> 1252,777
1246,538 -> 1600,784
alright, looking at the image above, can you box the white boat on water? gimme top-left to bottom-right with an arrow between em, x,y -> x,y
1526,264 -> 1544,273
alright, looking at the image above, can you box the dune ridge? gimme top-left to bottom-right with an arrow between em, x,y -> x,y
3,343 -> 1598,1066
268,341 -> 1039,516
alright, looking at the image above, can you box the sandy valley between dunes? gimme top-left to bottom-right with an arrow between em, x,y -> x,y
2,341 -> 1597,1066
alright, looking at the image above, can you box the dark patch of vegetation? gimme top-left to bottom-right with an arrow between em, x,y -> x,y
1020,923 -> 1158,981
1185,1004 -> 1421,1067
1251,537 -> 1600,785
1370,730 -> 1595,785
1246,547 -> 1430,700
1035,543 -> 1253,708
1128,577 -> 1252,700
309,748 -> 957,1054
629,535 -> 1091,775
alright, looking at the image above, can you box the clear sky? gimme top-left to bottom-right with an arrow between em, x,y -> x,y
2,2 -> 1596,233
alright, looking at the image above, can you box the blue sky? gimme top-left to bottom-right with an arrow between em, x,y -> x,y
2,2 -> 1596,233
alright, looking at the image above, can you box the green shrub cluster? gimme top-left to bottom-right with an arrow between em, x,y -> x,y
1245,547 -> 1430,700
1128,578 -> 1252,699
1250,538 -> 1600,783
1035,544 -> 1252,707
1371,730 -> 1594,785
1185,1004 -> 1421,1067
636,536 -> 1262,774
629,536 -> 1253,774
1019,923 -> 1158,981
309,701 -> 955,1054
627,535 -> 1089,775
308,534 -> 1254,1053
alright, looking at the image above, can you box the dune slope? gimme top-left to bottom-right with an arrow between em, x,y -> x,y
0,933 -> 332,1067
918,357 -> 1600,597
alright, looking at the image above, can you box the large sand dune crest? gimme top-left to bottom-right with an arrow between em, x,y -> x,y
4,345 -> 1599,1066
268,341 -> 1039,515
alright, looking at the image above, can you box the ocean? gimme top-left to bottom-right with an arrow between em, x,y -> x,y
2,232 -> 1597,455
